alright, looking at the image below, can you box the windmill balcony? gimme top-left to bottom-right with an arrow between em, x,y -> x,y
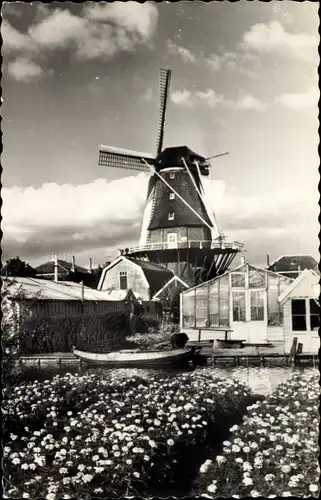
125,240 -> 244,254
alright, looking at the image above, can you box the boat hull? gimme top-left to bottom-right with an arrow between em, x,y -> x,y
73,348 -> 194,367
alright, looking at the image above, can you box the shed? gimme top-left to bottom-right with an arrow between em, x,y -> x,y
268,255 -> 318,279
278,269 -> 320,353
98,256 -> 174,301
180,263 -> 293,345
3,277 -> 136,331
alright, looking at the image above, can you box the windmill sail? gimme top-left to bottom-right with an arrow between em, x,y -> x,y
98,145 -> 155,172
156,69 -> 171,156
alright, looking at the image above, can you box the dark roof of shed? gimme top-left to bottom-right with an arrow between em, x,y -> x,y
268,255 -> 318,273
126,258 -> 174,296
35,260 -> 89,275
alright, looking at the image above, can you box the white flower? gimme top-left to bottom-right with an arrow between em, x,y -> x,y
281,465 -> 291,474
126,459 -> 133,465
82,473 -> 93,483
22,495 -> 30,499
250,491 -> 260,497
309,485 -> 319,493
207,483 -> 217,493
167,439 -> 174,446
243,477 -> 253,486
21,463 -> 29,470
46,494 -> 56,500
133,471 -> 140,478
282,493 -> 292,497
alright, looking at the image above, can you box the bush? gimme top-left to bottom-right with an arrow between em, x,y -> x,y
3,371 -> 257,499
19,312 -> 130,354
193,369 -> 320,498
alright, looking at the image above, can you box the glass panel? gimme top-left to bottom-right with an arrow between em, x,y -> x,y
310,299 -> 320,331
232,291 -> 246,322
182,291 -> 195,328
251,290 -> 265,321
120,275 -> 127,290
219,276 -> 230,326
267,284 -> 281,326
249,269 -> 266,288
291,299 -> 307,331
208,281 -> 219,327
195,286 -> 208,327
231,273 -> 246,288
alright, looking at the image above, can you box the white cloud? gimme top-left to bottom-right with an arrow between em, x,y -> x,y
195,89 -> 224,108
225,95 -> 267,111
2,174 -> 150,260
29,9 -> 86,49
7,57 -> 45,82
82,2 -> 158,42
171,89 -> 193,107
240,21 -> 318,63
276,87 -> 319,111
1,20 -> 37,55
205,51 -> 237,72
167,39 -> 196,63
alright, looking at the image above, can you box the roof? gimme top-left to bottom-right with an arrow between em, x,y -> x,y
268,255 -> 318,274
126,258 -> 174,297
34,260 -> 89,275
278,269 -> 320,304
156,146 -> 206,168
4,277 -> 129,302
153,275 -> 190,299
98,256 -> 174,297
181,262 -> 294,294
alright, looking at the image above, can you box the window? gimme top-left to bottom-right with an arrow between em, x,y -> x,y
231,272 -> 246,288
291,299 -> 306,331
119,271 -> 128,290
250,290 -> 265,321
310,299 -> 320,331
168,212 -> 175,221
170,172 -> 175,179
169,192 -> 175,200
249,269 -> 266,288
232,291 -> 246,322
167,233 -> 177,244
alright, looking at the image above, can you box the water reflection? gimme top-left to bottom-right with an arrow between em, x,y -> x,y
17,363 -> 316,396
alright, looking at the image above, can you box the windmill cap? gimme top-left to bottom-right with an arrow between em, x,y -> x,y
156,146 -> 207,167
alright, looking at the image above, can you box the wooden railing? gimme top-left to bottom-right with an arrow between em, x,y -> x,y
126,240 -> 244,253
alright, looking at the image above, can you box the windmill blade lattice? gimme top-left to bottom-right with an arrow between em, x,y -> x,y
98,145 -> 155,172
156,69 -> 172,156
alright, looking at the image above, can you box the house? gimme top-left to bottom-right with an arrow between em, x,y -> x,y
3,277 -> 137,332
278,269 -> 320,353
98,256 -> 174,302
180,262 -> 293,346
35,255 -> 90,282
268,255 -> 318,279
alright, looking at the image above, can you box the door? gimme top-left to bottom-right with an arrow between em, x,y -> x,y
248,289 -> 267,344
167,232 -> 178,249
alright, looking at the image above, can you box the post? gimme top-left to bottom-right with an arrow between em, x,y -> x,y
289,337 -> 298,366
80,281 -> 84,314
71,255 -> 76,273
54,254 -> 59,282
266,254 -> 270,267
241,256 -> 245,266
89,258 -> 93,274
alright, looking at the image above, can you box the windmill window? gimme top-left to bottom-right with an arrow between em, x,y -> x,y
291,299 -> 306,331
310,299 -> 320,331
168,212 -> 175,220
119,271 -> 128,290
170,172 -> 175,179
169,192 -> 175,200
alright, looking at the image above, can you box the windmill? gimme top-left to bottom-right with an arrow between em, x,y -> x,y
98,69 -> 244,286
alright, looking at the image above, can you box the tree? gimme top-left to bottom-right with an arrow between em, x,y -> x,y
3,257 -> 37,278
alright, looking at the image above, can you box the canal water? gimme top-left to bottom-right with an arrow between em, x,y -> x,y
15,363 -> 315,396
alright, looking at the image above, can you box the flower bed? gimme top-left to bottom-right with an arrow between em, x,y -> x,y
3,371 -> 256,499
193,369 -> 320,498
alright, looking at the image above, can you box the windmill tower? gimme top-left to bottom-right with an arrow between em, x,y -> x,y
98,69 -> 244,286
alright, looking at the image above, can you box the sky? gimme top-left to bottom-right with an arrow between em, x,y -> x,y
2,1 -> 319,270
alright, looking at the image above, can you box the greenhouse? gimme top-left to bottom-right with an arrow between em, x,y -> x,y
180,263 -> 293,345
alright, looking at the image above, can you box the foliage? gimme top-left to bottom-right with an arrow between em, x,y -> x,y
19,311 -> 130,355
3,371 -> 256,499
193,369 -> 320,498
2,257 -> 37,278
126,331 -> 172,350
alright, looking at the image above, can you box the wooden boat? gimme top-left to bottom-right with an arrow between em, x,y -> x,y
73,347 -> 195,367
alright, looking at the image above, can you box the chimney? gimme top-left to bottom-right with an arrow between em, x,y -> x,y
63,253 -> 67,261
89,258 -> 93,274
267,254 -> 270,267
52,252 -> 55,262
241,256 -> 245,266
54,253 -> 59,282
71,255 -> 76,273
